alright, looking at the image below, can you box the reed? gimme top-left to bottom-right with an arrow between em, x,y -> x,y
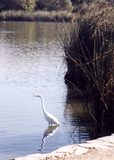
61,0 -> 114,135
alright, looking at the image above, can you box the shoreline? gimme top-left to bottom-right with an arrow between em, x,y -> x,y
0,10 -> 75,22
13,134 -> 114,160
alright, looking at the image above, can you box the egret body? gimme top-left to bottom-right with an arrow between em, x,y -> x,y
35,94 -> 59,126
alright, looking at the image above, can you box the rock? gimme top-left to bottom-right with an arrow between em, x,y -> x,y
13,134 -> 114,160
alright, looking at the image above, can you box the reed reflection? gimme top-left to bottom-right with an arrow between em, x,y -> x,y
64,91 -> 94,143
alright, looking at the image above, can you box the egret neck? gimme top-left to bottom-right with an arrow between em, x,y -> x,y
39,95 -> 47,115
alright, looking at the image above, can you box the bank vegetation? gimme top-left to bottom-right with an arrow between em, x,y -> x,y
0,0 -> 74,21
61,0 -> 114,136
0,0 -> 98,22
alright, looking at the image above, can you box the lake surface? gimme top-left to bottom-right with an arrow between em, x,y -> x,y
0,22 -> 92,160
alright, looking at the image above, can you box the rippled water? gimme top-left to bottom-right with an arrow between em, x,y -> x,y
0,22 -> 92,160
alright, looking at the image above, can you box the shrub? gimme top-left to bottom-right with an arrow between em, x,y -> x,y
22,0 -> 36,12
37,0 -> 73,11
0,0 -> 23,10
0,0 -> 36,11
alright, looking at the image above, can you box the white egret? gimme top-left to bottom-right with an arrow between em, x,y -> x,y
34,94 -> 59,126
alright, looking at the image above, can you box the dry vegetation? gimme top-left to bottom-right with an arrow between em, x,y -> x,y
0,10 -> 73,22
62,0 -> 114,135
0,0 -> 74,21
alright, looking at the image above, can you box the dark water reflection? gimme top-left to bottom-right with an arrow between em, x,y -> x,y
0,22 -> 93,160
65,97 -> 94,143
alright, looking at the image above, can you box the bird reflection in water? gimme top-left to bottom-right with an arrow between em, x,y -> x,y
38,125 -> 59,151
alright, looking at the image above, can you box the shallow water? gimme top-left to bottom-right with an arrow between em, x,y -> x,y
0,22 -> 92,160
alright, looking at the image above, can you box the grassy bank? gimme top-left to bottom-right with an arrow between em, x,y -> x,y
0,10 -> 74,22
62,0 -> 114,136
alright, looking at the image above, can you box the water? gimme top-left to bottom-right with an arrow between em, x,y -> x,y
0,22 -> 92,160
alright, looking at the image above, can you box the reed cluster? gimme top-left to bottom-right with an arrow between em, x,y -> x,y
62,0 -> 114,134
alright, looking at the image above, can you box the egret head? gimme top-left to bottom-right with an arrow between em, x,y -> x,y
34,94 -> 42,98
34,94 -> 43,101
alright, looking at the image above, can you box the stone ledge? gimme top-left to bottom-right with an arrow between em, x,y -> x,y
13,134 -> 114,160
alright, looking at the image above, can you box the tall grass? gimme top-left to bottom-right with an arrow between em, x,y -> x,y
61,0 -> 114,135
